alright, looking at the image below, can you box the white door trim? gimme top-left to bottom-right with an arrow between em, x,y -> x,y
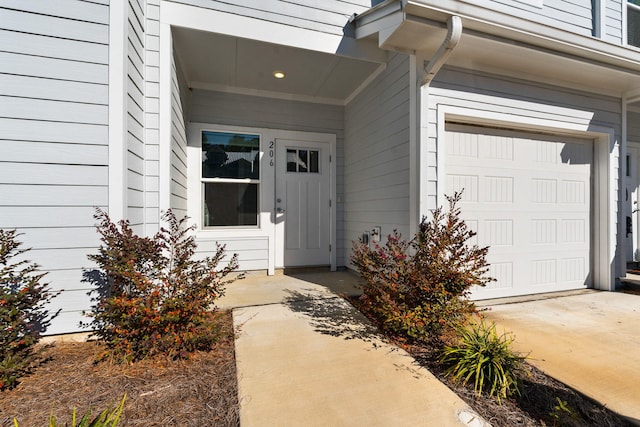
435,104 -> 615,292
187,123 -> 336,275
272,130 -> 336,271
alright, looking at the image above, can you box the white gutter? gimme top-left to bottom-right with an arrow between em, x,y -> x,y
421,15 -> 462,86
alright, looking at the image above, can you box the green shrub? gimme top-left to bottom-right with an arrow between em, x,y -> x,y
350,192 -> 493,343
0,229 -> 58,390
549,397 -> 579,426
439,320 -> 526,402
84,209 -> 240,361
14,393 -> 126,427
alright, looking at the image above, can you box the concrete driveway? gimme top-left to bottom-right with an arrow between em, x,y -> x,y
481,290 -> 640,424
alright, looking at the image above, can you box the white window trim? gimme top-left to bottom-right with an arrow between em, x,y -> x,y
200,129 -> 262,230
624,0 -> 640,49
188,124 -> 267,236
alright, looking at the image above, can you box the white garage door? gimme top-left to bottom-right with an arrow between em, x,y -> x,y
445,124 -> 593,299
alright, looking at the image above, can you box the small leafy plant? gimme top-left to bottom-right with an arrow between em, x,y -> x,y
439,320 -> 526,402
14,393 -> 126,427
85,209 -> 240,361
1,229 -> 58,390
549,397 -> 580,426
351,192 -> 493,343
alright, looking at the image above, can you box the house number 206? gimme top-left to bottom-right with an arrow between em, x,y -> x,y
269,141 -> 274,166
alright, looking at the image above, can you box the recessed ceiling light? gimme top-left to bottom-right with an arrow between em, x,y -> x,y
273,71 -> 286,79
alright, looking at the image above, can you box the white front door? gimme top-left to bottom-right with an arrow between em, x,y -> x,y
275,138 -> 331,267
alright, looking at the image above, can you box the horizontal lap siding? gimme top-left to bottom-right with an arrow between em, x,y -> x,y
128,0 -> 146,231
170,51 -> 189,219
145,1 -> 161,233
166,0 -> 370,35
604,0 -> 622,44
629,111 -> 640,141
429,67 -> 621,276
344,53 -> 410,266
479,0 -> 593,36
189,89 -> 345,268
195,238 -> 269,271
0,2 -> 110,334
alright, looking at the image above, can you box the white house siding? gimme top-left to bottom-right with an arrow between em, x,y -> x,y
169,50 -> 190,219
127,0 -> 146,231
604,0 -> 623,44
428,66 -> 622,280
629,111 -> 640,141
188,89 -> 345,268
0,1 -> 110,334
145,0 -> 161,234
165,0 -> 371,36
344,52 -> 411,264
455,0 -> 594,36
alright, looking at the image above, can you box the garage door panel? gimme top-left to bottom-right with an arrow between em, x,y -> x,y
446,124 -> 592,299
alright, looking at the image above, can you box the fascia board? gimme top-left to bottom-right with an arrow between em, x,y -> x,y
404,1 -> 640,74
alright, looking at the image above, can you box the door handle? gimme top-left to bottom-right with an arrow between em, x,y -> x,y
277,207 -> 286,213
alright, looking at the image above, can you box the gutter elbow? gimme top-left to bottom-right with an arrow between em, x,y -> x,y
422,15 -> 462,86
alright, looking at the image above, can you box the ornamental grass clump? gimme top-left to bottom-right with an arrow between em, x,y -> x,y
351,192 -> 493,343
440,320 -> 526,402
0,229 -> 58,390
14,394 -> 126,427
85,209 -> 240,362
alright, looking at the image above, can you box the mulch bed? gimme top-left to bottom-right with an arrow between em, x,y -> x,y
0,311 -> 239,427
348,297 -> 631,427
405,343 -> 630,426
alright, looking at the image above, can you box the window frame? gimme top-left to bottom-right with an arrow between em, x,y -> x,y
199,129 -> 262,230
627,0 -> 640,48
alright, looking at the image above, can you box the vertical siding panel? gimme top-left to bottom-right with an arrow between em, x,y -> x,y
344,53 -> 411,266
0,2 -> 110,335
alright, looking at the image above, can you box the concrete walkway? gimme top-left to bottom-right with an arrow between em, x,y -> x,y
218,271 -> 487,427
480,290 -> 640,425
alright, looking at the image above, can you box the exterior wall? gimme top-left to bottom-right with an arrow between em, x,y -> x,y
344,52 -> 411,265
0,1 -> 110,334
145,0 -> 162,234
188,90 -> 345,267
604,0 -> 623,44
628,111 -> 640,141
428,67 -> 622,278
169,51 -> 189,219
474,0 -> 594,36
128,0 -> 147,231
166,0 -> 371,36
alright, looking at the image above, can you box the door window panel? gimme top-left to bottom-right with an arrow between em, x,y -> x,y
286,148 -> 320,173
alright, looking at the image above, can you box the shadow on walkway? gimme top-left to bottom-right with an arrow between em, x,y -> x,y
282,289 -> 379,342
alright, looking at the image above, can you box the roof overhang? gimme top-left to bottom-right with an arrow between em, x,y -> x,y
354,0 -> 640,98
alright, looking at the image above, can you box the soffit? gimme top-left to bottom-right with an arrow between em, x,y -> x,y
355,1 -> 640,97
172,27 -> 383,104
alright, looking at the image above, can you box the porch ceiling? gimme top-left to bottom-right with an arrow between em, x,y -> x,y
172,27 -> 384,104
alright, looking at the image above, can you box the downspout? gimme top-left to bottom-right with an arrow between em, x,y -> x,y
412,15 -> 462,234
421,15 -> 463,86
